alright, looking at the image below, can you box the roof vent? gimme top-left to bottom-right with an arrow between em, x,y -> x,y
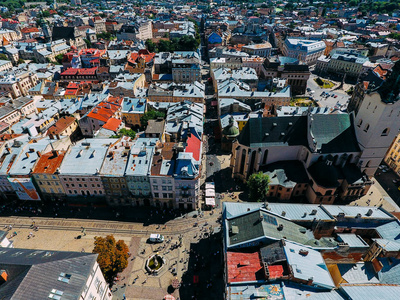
288,122 -> 293,126
272,123 -> 277,127
299,249 -> 309,256
366,209 -> 373,216
281,132 -> 285,136
299,228 -> 307,234
356,213 -> 362,218
277,224 -> 284,231
310,209 -> 317,215
281,211 -> 286,217
264,133 -> 269,137
302,212 -> 307,218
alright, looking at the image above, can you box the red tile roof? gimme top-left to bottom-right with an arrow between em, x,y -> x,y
268,265 -> 284,279
21,27 -> 39,33
61,67 -> 97,76
227,251 -> 263,283
185,134 -> 201,161
128,51 -> 156,64
102,118 -> 122,131
66,82 -> 80,89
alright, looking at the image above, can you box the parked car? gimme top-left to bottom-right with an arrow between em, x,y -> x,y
334,95 -> 338,98
149,234 -> 164,243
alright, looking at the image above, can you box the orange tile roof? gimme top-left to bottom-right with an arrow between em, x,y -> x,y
32,151 -> 66,174
87,97 -> 122,123
0,133 -> 23,141
102,118 -> 122,131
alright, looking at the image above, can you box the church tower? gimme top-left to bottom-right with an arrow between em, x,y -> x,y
352,61 -> 400,176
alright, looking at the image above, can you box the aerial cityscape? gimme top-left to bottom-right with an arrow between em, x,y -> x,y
0,0 -> 399,299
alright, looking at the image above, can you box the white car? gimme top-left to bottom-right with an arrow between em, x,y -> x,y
149,234 -> 164,243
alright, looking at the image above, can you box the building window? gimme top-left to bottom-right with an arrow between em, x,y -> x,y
154,193 -> 159,197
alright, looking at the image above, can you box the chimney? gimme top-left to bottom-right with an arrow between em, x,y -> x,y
26,152 -> 30,158
306,277 -> 313,286
36,151 -> 41,157
52,150 -> 58,157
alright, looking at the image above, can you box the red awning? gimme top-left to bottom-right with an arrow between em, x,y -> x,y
193,275 -> 199,283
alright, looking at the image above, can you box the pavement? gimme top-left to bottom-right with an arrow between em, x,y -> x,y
0,208 -> 223,300
307,73 -> 351,109
373,162 -> 400,209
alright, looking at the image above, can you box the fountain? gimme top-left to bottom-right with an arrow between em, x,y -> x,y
145,253 -> 166,275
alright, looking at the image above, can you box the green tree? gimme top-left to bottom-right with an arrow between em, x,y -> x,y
111,128 -> 136,139
84,38 -> 92,48
145,39 -> 157,52
140,110 -> 165,128
247,172 -> 270,202
93,235 -> 129,285
0,54 -> 9,61
55,54 -> 64,64
96,32 -> 115,41
17,58 -> 25,65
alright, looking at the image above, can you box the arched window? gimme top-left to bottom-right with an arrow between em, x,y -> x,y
381,128 -> 390,136
262,149 -> 268,165
248,151 -> 257,176
239,149 -> 246,174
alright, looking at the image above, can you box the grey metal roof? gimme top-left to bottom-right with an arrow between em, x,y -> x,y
337,263 -> 379,284
377,257 -> 400,284
283,241 -> 335,289
0,248 -> 98,300
267,203 -> 334,221
340,284 -> 400,300
375,221 -> 400,240
225,208 -> 336,249
282,282 -> 344,299
337,234 -> 369,248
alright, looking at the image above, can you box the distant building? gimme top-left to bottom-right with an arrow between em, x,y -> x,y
116,20 -> 152,41
242,42 -> 272,57
0,70 -> 39,98
282,38 -> 326,65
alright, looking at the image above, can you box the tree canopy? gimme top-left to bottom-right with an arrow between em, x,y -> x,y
111,128 -> 136,139
140,110 -> 165,128
93,235 -> 129,285
145,35 -> 200,53
247,172 -> 270,202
